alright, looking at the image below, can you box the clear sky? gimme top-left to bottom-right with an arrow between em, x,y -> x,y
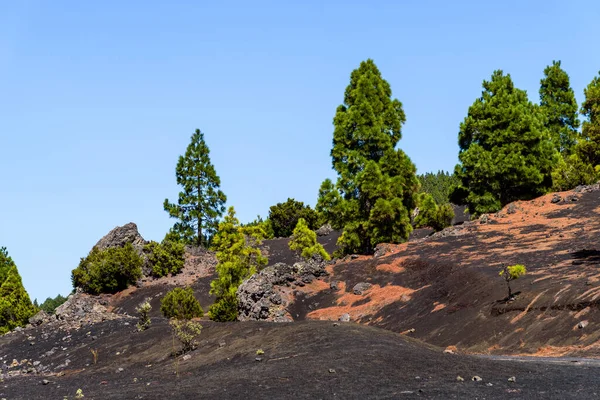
1,0 -> 599,302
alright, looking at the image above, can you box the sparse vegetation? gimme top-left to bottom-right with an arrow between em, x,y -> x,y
0,247 -> 37,334
71,243 -> 143,295
90,348 -> 98,364
268,198 -> 319,238
143,239 -> 185,278
289,218 -> 330,261
160,287 -> 203,320
209,207 -> 267,321
170,319 -> 203,354
135,299 -> 152,331
499,264 -> 527,299
164,129 -> 227,247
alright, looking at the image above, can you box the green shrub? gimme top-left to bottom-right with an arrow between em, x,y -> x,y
499,264 -> 527,299
268,198 -> 319,238
241,216 -> 275,240
71,243 -> 143,295
170,319 -> 203,354
144,240 -> 185,278
552,153 -> 597,191
136,300 -> 152,331
289,218 -> 330,261
160,287 -> 203,320
0,247 -> 37,334
414,193 -> 454,232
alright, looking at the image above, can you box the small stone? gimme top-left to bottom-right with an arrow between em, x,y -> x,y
578,320 -> 589,329
487,383 -> 494,387
332,322 -> 339,327
508,376 -> 516,382
42,379 -> 50,385
339,313 -> 351,322
182,354 -> 191,361
117,367 -> 124,373
472,376 -> 482,382
255,357 -> 262,362
328,368 -> 336,373
551,194 -> 561,204
456,376 -> 464,382
219,342 -> 226,348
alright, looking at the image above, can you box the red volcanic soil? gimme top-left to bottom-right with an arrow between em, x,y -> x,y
286,188 -> 600,357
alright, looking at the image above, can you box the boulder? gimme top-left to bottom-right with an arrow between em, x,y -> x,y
94,222 -> 147,251
315,224 -> 333,237
353,282 -> 372,295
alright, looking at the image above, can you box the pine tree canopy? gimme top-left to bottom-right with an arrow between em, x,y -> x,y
578,72 -> 600,168
539,60 -> 580,154
164,129 -> 227,247
0,247 -> 36,334
452,70 -> 556,216
319,59 -> 419,255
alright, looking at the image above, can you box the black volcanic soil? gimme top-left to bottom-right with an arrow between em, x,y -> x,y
2,319 -> 599,400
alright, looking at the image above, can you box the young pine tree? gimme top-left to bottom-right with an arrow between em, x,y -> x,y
289,218 -> 330,261
321,59 -> 419,255
452,70 -> 556,215
539,60 -> 580,155
577,72 -> 600,170
209,207 -> 267,321
164,129 -> 227,247
0,247 -> 36,334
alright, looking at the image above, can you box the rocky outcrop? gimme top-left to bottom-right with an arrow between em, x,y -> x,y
316,224 -> 333,237
94,222 -> 147,252
237,260 -> 328,322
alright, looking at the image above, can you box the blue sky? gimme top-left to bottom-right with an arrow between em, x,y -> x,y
1,0 -> 599,302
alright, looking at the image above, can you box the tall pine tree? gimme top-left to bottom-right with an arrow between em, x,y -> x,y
0,247 -> 36,334
578,72 -> 600,168
164,129 -> 226,247
452,70 -> 555,215
539,60 -> 580,154
318,59 -> 419,255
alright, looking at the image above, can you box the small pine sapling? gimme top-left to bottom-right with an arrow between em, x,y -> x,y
136,299 -> 152,331
170,319 -> 203,354
289,218 -> 331,261
499,264 -> 527,299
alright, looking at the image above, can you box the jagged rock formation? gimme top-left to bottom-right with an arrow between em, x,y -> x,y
237,260 -> 328,322
94,222 -> 147,252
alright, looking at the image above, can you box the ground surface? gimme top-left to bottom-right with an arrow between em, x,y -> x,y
3,187 -> 600,398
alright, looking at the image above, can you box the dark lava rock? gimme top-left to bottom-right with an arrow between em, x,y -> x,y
551,194 -> 562,204
374,243 -> 392,258
565,195 -> 579,202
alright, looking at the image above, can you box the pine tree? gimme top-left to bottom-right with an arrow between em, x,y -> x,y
539,60 -> 580,154
164,129 -> 226,247
322,59 -> 419,255
289,218 -> 330,261
209,207 -> 267,321
452,70 -> 556,215
578,72 -> 600,168
0,247 -> 36,334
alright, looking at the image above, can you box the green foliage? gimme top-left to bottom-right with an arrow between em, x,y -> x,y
71,243 -> 143,295
39,294 -> 67,314
209,207 -> 267,321
268,198 -> 319,238
578,72 -> 600,169
324,59 -> 419,255
143,239 -> 185,278
417,171 -> 459,205
452,70 -> 556,216
0,247 -> 36,334
289,218 -> 331,261
160,287 -> 203,320
170,319 -> 203,353
413,193 -> 454,232
540,60 -> 580,154
551,153 -> 598,191
164,129 -> 227,247
499,264 -> 527,298
241,215 -> 274,240
136,300 -> 152,331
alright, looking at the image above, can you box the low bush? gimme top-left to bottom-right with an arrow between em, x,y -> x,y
136,299 -> 152,331
289,218 -> 330,261
160,287 -> 203,320
71,243 -> 143,295
170,319 -> 203,354
144,240 -> 185,278
414,193 -> 454,232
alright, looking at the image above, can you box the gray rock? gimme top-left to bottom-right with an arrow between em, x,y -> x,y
315,224 -> 333,236
29,311 -> 50,326
578,320 -> 589,329
182,354 -> 191,361
472,376 -> 482,382
551,194 -> 562,204
373,243 -> 392,258
353,282 -> 372,295
508,376 -> 516,383
94,222 -> 147,251
41,379 -> 50,385
330,281 -> 340,290
506,203 -> 517,214
479,214 -> 489,224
